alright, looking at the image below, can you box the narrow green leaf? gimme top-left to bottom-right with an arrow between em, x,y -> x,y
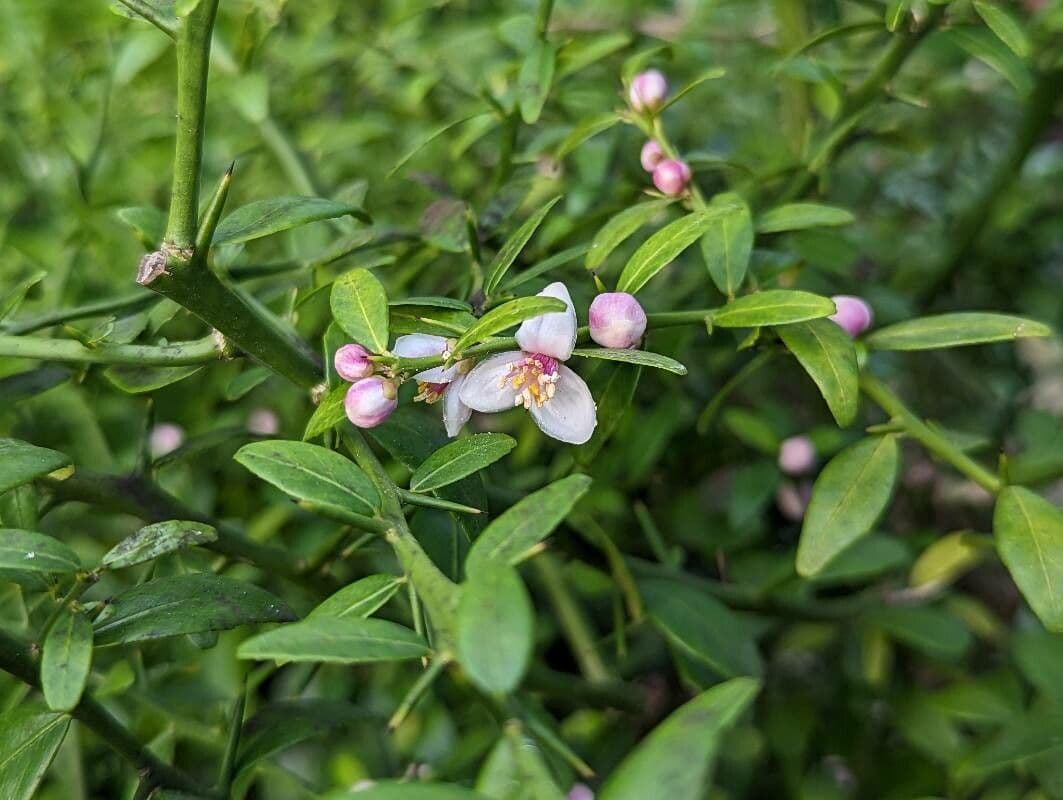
465,475 -> 592,573
570,347 -> 687,375
235,440 -> 380,516
599,678 -> 760,800
865,605 -> 972,661
885,0 -> 909,32
451,296 -> 566,356
518,40 -> 557,124
503,244 -> 588,291
101,520 -> 218,570
0,439 -> 72,495
755,202 -> 855,233
910,531 -> 991,589
223,366 -> 271,401
484,196 -> 562,294
390,296 -> 474,312
700,194 -> 754,297
237,617 -> 429,664
796,436 -> 900,577
0,271 -> 46,323
309,575 -> 404,620
555,114 -> 620,159
94,574 -> 294,646
330,268 -> 390,354
303,384 -> 348,441
0,368 -> 71,407
777,319 -> 859,426
994,487 -> 1063,631
865,312 -> 1051,351
0,707 -> 70,800
457,562 -> 534,694
949,27 -> 1033,95
0,530 -> 80,575
713,290 -> 836,328
103,364 -> 203,394
237,699 -> 366,777
974,1 -> 1031,58
213,196 -> 368,245
658,66 -> 726,111
618,210 -> 721,294
115,205 -> 166,247
389,114 -> 491,178
956,709 -> 1063,784
323,783 -> 487,800
41,613 -> 93,711
410,434 -> 516,493
585,200 -> 672,272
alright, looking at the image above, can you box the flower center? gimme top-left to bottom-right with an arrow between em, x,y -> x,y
499,353 -> 560,409
413,381 -> 448,404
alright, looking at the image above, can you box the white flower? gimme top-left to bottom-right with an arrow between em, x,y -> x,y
459,282 -> 597,445
393,333 -> 473,438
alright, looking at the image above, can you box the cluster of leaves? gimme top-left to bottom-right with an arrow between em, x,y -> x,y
1,1 -> 1063,799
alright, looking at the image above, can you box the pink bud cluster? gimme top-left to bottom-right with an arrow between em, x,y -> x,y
334,344 -> 398,428
629,71 -> 692,197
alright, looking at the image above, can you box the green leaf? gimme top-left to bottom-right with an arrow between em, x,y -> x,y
115,205 -> 166,247
570,347 -> 687,375
308,575 -> 404,620
0,368 -> 70,407
713,290 -> 836,328
777,319 -> 859,426
518,40 -> 557,124
101,520 -> 218,570
813,534 -> 910,585
41,612 -> 93,711
223,366 -> 271,401
465,475 -> 592,573
796,436 -> 900,577
484,196 -> 562,294
235,440 -> 380,516
866,605 -> 973,661
0,439 -> 72,494
755,202 -> 855,233
502,244 -> 588,291
213,196 -> 368,245
585,199 -> 672,272
0,271 -> 46,322
910,531 -> 991,590
323,783 -> 488,800
994,487 -> 1063,631
700,195 -> 753,297
389,114 -> 491,178
974,1 -> 1031,58
0,530 -> 80,575
659,66 -> 727,111
303,384 -> 348,441
641,578 -> 762,678
555,113 -> 620,159
457,562 -> 534,694
451,296 -> 566,356
237,617 -> 429,664
103,364 -> 203,394
956,709 -> 1063,784
410,433 -> 516,493
618,210 -> 721,294
599,678 -> 760,800
330,268 -> 390,354
948,27 -> 1033,94
865,312 -> 1051,351
390,296 -> 474,312
0,707 -> 70,800
94,574 -> 294,646
237,700 -> 366,777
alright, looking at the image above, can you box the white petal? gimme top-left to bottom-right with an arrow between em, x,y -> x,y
393,334 -> 457,383
529,365 -> 597,444
442,373 -> 473,438
516,281 -> 577,361
458,351 -> 525,413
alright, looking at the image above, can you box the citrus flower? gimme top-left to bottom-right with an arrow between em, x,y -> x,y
392,334 -> 473,437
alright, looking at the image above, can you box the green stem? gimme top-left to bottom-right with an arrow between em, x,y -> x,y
216,685 -> 246,795
523,664 -> 645,713
165,0 -> 220,249
296,501 -> 393,535
0,334 -> 224,366
859,373 -> 1002,494
388,655 -> 451,730
1,292 -> 157,335
396,488 -> 482,515
532,553 -> 611,683
37,573 -> 96,644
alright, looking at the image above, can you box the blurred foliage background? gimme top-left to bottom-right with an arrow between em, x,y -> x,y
2,0 -> 1063,798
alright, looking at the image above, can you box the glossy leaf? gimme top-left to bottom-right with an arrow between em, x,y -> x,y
41,612 -> 93,711
94,574 -> 294,646
713,290 -> 836,329
973,1 -> 1031,58
237,699 -> 367,776
585,200 -> 672,271
777,319 -> 859,426
103,364 -> 203,394
866,312 -> 1051,351
994,487 -> 1063,631
0,707 -> 70,800
235,440 -> 380,516
101,520 -> 217,570
796,436 -> 900,577
465,474 -> 592,573
699,195 -> 753,297
570,347 -> 687,375
330,268 -> 390,354
617,210 -> 721,294
0,439 -> 72,494
483,196 -> 562,294
866,605 -> 972,661
518,41 -> 557,124
308,575 -> 404,620
410,433 -> 516,493
213,196 -> 368,244
0,529 -> 80,575
910,531 -> 991,589
451,296 -> 566,356
457,562 -> 534,694
238,617 -> 429,664
755,202 -> 855,233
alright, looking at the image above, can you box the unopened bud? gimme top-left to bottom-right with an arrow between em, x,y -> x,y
778,435 -> 816,476
776,481 -> 811,522
589,292 -> 647,350
247,408 -> 280,436
344,376 -> 398,428
628,69 -> 668,112
640,140 -> 664,172
652,159 -> 692,197
149,423 -> 185,458
334,343 -> 374,381
829,295 -> 874,338
568,784 -> 595,800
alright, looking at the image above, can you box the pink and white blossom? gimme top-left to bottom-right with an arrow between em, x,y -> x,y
392,333 -> 473,438
345,375 -> 398,428
640,140 -> 664,172
829,295 -> 873,338
589,292 -> 647,349
652,159 -> 692,197
628,69 -> 668,112
459,282 -> 597,445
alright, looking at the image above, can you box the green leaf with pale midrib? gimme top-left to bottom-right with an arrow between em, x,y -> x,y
457,563 -> 533,694
483,196 -> 562,294
237,617 -> 429,664
713,290 -> 836,328
0,439 -> 72,495
585,200 -> 672,271
213,196 -> 368,245
570,348 -> 686,375
41,612 -> 92,711
330,268 -> 390,354
101,520 -> 217,569
618,210 -> 723,295
409,433 -> 516,493
777,319 -> 858,426
309,575 -> 404,620
451,297 -> 566,356
0,707 -> 70,800
994,486 -> 1063,631
866,312 -> 1051,351
700,195 -> 753,296
0,529 -> 80,575
755,202 -> 855,233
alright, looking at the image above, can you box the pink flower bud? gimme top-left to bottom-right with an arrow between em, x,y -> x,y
628,69 -> 668,112
334,343 -> 374,381
149,423 -> 185,458
247,408 -> 280,436
344,376 -> 398,428
640,140 -> 664,172
829,295 -> 873,338
776,481 -> 812,522
589,292 -> 647,349
652,159 -> 692,197
568,784 -> 595,800
778,435 -> 816,476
